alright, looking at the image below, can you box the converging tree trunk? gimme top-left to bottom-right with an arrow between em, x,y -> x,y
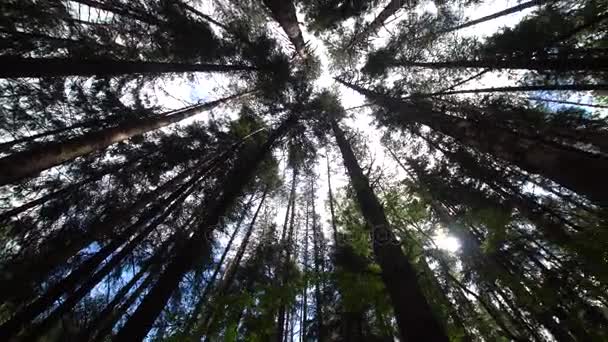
0,56 -> 257,78
337,79 -> 608,206
113,115 -> 296,342
0,92 -> 247,186
330,118 -> 449,341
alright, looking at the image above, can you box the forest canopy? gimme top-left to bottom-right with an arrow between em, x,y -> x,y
0,0 -> 607,341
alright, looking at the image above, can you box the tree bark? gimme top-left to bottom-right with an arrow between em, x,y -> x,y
395,56 -> 608,72
184,192 -> 256,331
347,0 -> 407,49
113,115 -> 296,342
337,79 -> 608,206
0,56 -> 257,78
194,186 -> 269,340
525,96 -> 608,109
0,92 -> 245,186
311,177 -> 325,341
326,153 -> 339,244
262,0 -> 306,55
331,118 -> 449,342
437,0 -> 546,35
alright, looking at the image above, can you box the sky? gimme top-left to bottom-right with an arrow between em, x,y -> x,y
144,0 -> 544,255
141,0 -> 604,255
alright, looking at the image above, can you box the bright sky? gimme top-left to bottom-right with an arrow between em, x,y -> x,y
151,0 -> 602,255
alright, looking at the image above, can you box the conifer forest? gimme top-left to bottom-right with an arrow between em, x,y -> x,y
1,0 -> 608,341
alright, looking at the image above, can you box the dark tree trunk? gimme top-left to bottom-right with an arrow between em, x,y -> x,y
0,92 -> 245,186
0,56 -> 257,79
194,186 -> 269,340
185,192 -> 256,331
395,56 -> 608,72
526,96 -> 608,109
113,116 -> 296,342
347,0 -> 407,49
0,120 -> 99,152
277,167 -> 298,342
413,83 -> 608,97
310,177 -> 325,341
326,153 -> 339,244
262,0 -> 306,55
338,79 -> 608,206
80,236 -> 174,342
331,118 -> 449,342
437,0 -> 546,35
301,200 -> 309,342
92,270 -> 158,342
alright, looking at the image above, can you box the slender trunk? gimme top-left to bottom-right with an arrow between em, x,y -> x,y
395,56 -> 608,72
81,236 -> 174,341
338,79 -> 608,206
331,118 -> 449,341
92,270 -> 158,342
311,178 -> 325,341
193,186 -> 269,340
437,0 -> 546,35
301,201 -> 309,342
262,0 -> 306,55
113,116 -> 296,342
185,192 -> 256,331
411,83 -> 608,98
281,168 -> 298,242
347,0 -> 406,48
0,120 -> 102,152
278,167 -> 298,342
0,92 -> 245,186
526,96 -> 608,109
0,56 -> 257,79
326,153 -> 339,244
0,167 -> 202,340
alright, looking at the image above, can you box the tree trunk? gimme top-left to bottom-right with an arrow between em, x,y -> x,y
337,79 -> 608,206
395,56 -> 608,72
326,153 -> 339,244
525,96 -> 608,109
113,115 -> 296,342
92,270 -> 158,342
80,236 -> 173,342
184,192 -> 256,331
437,0 -> 546,35
347,0 -> 407,49
331,118 -> 449,342
310,177 -> 325,341
277,167 -> 298,342
301,200 -> 309,342
262,0 -> 306,55
413,83 -> 608,97
0,92 -> 246,186
0,56 -> 257,78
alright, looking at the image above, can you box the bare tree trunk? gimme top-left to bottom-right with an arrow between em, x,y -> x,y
0,92 -> 246,186
0,56 -> 257,78
331,118 -> 449,341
